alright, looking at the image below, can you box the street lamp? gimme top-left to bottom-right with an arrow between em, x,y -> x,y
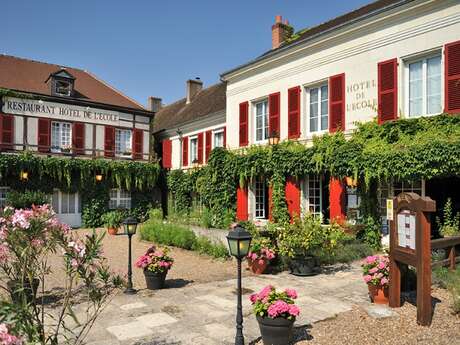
123,216 -> 138,295
268,131 -> 280,146
226,224 -> 252,345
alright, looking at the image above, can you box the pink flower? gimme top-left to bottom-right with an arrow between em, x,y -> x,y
0,323 -> 22,345
363,275 -> 372,283
365,255 -> 377,264
284,288 -> 298,299
378,261 -> 386,270
258,285 -> 273,300
0,244 -> 9,264
380,277 -> 389,286
249,294 -> 258,303
288,304 -> 300,317
267,300 -> 290,318
369,267 -> 378,274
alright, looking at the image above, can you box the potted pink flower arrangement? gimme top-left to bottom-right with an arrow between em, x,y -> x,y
362,255 -> 390,304
250,285 -> 300,345
135,246 -> 174,290
246,238 -> 276,274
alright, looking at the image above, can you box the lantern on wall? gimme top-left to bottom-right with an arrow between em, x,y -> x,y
345,176 -> 357,188
20,170 -> 29,181
95,171 -> 103,182
268,131 -> 280,146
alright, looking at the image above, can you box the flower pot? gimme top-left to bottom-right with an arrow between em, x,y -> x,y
289,255 -> 320,276
256,315 -> 295,345
368,284 -> 389,304
107,227 -> 118,235
7,278 -> 40,304
247,258 -> 269,274
144,269 -> 168,290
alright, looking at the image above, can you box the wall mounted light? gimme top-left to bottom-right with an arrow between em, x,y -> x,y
95,173 -> 103,182
20,170 -> 29,181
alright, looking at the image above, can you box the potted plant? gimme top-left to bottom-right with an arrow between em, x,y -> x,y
246,237 -> 276,274
101,211 -> 123,235
437,198 -> 460,238
277,214 -> 337,276
135,246 -> 173,290
362,255 -> 390,304
250,285 -> 300,345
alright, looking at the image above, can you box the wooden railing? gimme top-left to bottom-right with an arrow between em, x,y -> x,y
431,236 -> 460,270
0,142 -> 151,162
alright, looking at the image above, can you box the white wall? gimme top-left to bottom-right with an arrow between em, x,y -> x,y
26,117 -> 38,150
224,0 -> 460,149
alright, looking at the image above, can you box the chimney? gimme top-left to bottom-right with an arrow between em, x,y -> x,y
186,78 -> 203,104
147,96 -> 162,112
272,15 -> 292,49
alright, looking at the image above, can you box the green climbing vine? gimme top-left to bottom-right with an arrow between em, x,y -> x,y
166,114 -> 460,230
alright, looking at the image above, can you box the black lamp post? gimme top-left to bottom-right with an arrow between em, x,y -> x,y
226,225 -> 252,345
123,216 -> 138,295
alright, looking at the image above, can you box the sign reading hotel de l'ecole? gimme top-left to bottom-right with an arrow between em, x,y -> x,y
2,97 -> 131,126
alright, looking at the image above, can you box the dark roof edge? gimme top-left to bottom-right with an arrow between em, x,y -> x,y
220,0 -> 414,80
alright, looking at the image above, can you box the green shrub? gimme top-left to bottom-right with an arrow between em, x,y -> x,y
434,267 -> 460,314
192,236 -> 229,259
5,190 -> 49,209
357,216 -> 382,250
200,208 -> 213,228
316,239 -> 374,265
101,211 -> 124,228
436,198 -> 460,237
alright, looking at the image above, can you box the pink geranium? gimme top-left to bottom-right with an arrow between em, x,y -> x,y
249,285 -> 300,320
135,246 -> 173,274
362,255 -> 390,287
0,323 -> 22,345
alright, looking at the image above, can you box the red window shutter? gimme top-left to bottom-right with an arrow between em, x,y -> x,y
268,186 -> 273,221
285,177 -> 300,221
236,186 -> 248,221
205,130 -> 212,162
288,86 -> 300,139
378,59 -> 398,124
445,40 -> 460,113
182,136 -> 188,167
133,128 -> 144,160
197,132 -> 204,164
104,126 -> 115,157
239,102 -> 249,147
0,114 -> 14,150
72,122 -> 85,155
268,92 -> 280,138
329,73 -> 345,132
38,118 -> 51,153
223,126 -> 226,148
162,139 -> 172,169
329,177 -> 346,223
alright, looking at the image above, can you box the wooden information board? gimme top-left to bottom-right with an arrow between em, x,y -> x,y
389,192 -> 435,326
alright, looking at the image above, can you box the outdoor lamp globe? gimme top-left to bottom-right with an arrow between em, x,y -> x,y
226,225 -> 252,259
123,217 -> 138,235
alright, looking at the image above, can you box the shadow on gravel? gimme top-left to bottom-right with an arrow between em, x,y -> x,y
249,324 -> 313,344
165,279 -> 193,289
136,340 -> 181,345
321,263 -> 353,275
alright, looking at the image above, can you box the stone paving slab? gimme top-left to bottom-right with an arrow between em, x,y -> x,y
79,263 -> 370,345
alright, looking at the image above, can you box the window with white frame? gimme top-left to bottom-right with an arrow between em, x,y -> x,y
303,175 -> 322,219
51,121 -> 72,152
213,130 -> 224,148
109,189 -> 131,209
190,137 -> 198,163
406,54 -> 442,117
254,100 -> 269,142
0,187 -> 10,208
115,129 -> 132,156
52,190 -> 79,214
308,84 -> 328,133
254,179 -> 267,219
379,180 -> 423,218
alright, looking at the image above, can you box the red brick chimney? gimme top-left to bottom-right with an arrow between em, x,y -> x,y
272,15 -> 292,49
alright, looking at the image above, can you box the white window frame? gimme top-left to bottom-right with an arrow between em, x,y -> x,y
254,179 -> 267,219
253,99 -> 269,143
379,179 -> 425,218
307,83 -> 329,134
404,51 -> 443,118
212,128 -> 225,149
302,175 -> 323,221
51,121 -> 72,153
109,189 -> 132,210
54,80 -> 71,96
0,187 -> 10,208
52,190 -> 80,214
189,136 -> 198,164
115,128 -> 132,157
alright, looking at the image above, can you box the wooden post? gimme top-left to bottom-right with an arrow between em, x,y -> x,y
389,259 -> 401,308
417,211 -> 432,326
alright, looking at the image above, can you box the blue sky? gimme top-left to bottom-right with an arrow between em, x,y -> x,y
3,0 -> 371,106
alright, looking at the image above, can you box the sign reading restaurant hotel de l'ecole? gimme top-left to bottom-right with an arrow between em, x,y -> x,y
2,97 -> 130,126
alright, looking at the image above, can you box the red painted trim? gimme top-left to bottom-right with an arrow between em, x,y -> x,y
72,122 -> 85,154
197,132 -> 204,164
205,130 -> 212,162
285,177 -> 301,221
239,102 -> 249,147
162,139 -> 172,169
329,177 -> 346,223
236,186 -> 248,221
182,136 -> 188,167
288,86 -> 301,139
223,126 -> 227,148
378,59 -> 398,124
38,118 -> 51,153
0,114 -> 14,150
268,92 -> 280,138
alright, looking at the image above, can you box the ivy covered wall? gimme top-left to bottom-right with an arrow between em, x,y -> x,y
0,152 -> 161,226
166,114 -> 460,230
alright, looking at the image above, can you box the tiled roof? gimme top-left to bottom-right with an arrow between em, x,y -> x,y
0,54 -> 146,111
153,82 -> 226,133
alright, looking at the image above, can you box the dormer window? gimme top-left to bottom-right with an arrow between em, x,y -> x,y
46,68 -> 76,97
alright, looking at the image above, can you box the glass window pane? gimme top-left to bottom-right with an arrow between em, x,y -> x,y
427,56 -> 441,114
68,193 -> 75,213
61,193 -> 68,214
409,61 -> 423,117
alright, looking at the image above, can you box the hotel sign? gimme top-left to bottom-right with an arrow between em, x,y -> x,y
2,97 -> 130,126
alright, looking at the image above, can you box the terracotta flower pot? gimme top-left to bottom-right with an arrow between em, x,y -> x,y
107,227 -> 118,235
247,257 -> 268,274
368,284 -> 389,304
